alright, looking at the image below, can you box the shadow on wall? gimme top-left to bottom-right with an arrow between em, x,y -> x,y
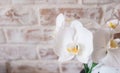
9,66 -> 51,73
7,64 -> 55,73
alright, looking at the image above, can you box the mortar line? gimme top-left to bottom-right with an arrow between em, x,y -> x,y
36,45 -> 41,59
3,29 -> 9,43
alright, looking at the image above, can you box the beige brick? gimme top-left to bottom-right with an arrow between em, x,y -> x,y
6,28 -> 54,44
8,61 -> 60,73
61,62 -> 82,73
0,6 -> 38,26
40,8 -> 103,26
39,47 -> 58,60
0,29 -> 6,43
40,9 -> 58,26
59,8 -> 103,23
48,0 -> 77,4
6,29 -> 25,43
0,46 -> 38,60
43,28 -> 55,43
23,28 -> 44,43
82,0 -> 112,4
12,0 -> 47,4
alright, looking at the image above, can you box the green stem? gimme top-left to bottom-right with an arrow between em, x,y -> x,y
88,63 -> 97,73
83,64 -> 89,73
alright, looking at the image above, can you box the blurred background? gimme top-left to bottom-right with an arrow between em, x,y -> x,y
0,0 -> 119,73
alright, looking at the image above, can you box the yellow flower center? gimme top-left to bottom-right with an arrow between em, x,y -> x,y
110,39 -> 118,49
108,22 -> 117,29
67,45 -> 79,55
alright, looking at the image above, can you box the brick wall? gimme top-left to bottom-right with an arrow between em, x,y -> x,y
0,0 -> 119,73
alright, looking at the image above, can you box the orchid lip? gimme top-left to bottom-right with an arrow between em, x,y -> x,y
108,22 -> 117,29
109,39 -> 119,49
67,44 -> 80,55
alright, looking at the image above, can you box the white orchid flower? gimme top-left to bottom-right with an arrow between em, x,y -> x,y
91,26 -> 111,63
106,19 -> 120,33
100,38 -> 120,67
92,65 -> 120,73
54,13 -> 93,63
92,39 -> 120,73
91,19 -> 120,64
95,19 -> 120,67
74,19 -> 111,64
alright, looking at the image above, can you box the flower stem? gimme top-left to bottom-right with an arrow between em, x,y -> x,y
83,64 -> 89,73
88,63 -> 97,73
83,63 -> 97,73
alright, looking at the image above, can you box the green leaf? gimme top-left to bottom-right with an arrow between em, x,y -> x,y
83,64 -> 89,73
88,62 -> 98,73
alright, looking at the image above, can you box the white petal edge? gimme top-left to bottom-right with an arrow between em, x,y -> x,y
92,28 -> 111,63
92,65 -> 120,73
71,20 -> 93,63
58,52 -> 74,62
54,27 -> 75,62
101,49 -> 120,67
106,19 -> 119,26
56,13 -> 65,33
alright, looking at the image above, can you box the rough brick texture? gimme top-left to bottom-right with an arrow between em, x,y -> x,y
0,6 -> 38,26
0,0 -> 119,73
40,8 -> 103,26
8,61 -> 60,73
0,46 -> 38,60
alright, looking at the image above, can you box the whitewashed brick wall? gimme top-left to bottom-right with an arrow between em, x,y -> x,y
0,0 -> 119,73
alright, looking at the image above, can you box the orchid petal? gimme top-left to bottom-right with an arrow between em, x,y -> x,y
101,48 -> 120,67
56,13 -> 65,33
106,19 -> 118,26
106,19 -> 120,33
54,26 -> 75,62
71,20 -> 93,63
58,50 -> 74,62
92,65 -> 120,73
92,28 -> 111,63
101,39 -> 120,67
